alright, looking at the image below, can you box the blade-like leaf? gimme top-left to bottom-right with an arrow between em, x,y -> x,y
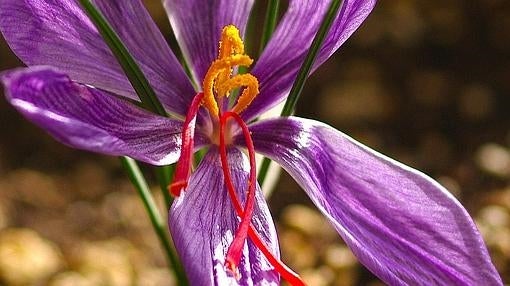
78,0 -> 168,117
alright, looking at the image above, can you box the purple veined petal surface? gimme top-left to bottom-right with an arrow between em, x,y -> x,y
0,0 -> 195,116
235,117 -> 503,285
242,0 -> 376,121
169,147 -> 280,286
91,0 -> 196,115
163,0 -> 254,85
1,67 -> 209,166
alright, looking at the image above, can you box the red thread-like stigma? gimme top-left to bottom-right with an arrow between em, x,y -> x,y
219,112 -> 306,286
220,111 -> 257,276
169,92 -> 204,196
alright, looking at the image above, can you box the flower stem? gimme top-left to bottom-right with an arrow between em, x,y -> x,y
256,0 -> 280,190
120,157 -> 188,285
259,0 -> 280,54
78,1 -> 185,282
281,0 -> 344,117
78,0 -> 175,203
259,0 -> 344,191
78,0 -> 168,117
155,165 -> 175,210
257,157 -> 272,188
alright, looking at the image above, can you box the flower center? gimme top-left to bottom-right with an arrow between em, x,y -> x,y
169,25 -> 305,286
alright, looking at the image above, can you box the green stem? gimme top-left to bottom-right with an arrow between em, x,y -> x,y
257,157 -> 272,185
77,1 -> 186,283
259,0 -> 344,191
78,1 -> 177,202
155,165 -> 175,210
255,0 -> 279,190
194,148 -> 208,167
79,0 -> 177,207
78,0 -> 167,117
120,157 -> 187,285
280,0 -> 344,117
259,0 -> 280,54
258,156 -> 273,197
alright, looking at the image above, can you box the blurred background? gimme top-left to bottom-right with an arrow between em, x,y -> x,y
0,0 -> 509,285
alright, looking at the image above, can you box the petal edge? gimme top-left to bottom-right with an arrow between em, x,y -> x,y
239,117 -> 502,285
2,67 -> 194,165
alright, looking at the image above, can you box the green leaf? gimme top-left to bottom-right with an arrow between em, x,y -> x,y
78,0 -> 168,117
156,165 -> 175,208
120,157 -> 187,285
78,2 -> 187,284
259,0 -> 280,54
281,0 -> 344,117
259,0 -> 345,191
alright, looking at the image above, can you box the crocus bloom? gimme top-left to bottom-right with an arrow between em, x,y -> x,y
0,0 -> 503,285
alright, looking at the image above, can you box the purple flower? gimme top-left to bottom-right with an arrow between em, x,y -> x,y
0,0 -> 503,285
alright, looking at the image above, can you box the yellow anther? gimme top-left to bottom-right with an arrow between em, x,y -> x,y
222,74 -> 259,114
203,55 -> 253,116
216,25 -> 245,92
202,25 -> 259,118
219,25 -> 245,57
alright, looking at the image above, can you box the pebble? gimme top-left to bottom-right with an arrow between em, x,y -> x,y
323,244 -> 357,270
137,267 -> 175,286
301,266 -> 335,286
0,228 -> 63,285
50,272 -> 97,286
281,205 -> 337,240
2,169 -> 66,208
70,238 -> 141,286
475,144 -> 510,178
279,229 -> 318,269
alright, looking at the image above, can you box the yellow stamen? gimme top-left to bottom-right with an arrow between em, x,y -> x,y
221,74 -> 259,114
202,25 -> 259,117
219,25 -> 245,57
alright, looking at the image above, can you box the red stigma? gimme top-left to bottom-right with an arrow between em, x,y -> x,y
219,111 -> 257,277
219,112 -> 306,286
169,92 -> 204,196
170,92 -> 305,285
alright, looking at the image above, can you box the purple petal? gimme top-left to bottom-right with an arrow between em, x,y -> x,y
1,67 -> 203,165
169,147 -> 279,285
163,0 -> 254,84
0,0 -> 195,115
242,0 -> 376,120
236,117 -> 502,285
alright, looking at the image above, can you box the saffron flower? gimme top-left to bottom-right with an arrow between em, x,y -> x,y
0,0 -> 503,285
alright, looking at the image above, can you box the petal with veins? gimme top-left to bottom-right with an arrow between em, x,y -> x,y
0,0 -> 195,115
237,116 -> 503,285
2,67 -> 206,165
169,147 -> 279,285
163,0 -> 254,84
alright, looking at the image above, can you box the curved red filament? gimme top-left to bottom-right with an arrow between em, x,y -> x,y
171,92 -> 305,284
219,112 -> 306,286
220,111 -> 257,274
169,92 -> 204,196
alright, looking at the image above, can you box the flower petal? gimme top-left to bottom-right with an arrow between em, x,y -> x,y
237,117 -> 502,285
242,0 -> 376,120
169,147 -> 279,285
1,67 -> 202,165
0,0 -> 195,115
163,0 -> 254,84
